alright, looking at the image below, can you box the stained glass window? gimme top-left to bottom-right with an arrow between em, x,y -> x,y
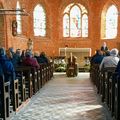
63,3 -> 88,38
63,14 -> 69,37
82,14 -> 88,37
33,4 -> 46,36
16,1 -> 22,34
105,5 -> 118,39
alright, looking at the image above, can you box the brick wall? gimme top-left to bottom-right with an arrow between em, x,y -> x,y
0,0 -> 120,56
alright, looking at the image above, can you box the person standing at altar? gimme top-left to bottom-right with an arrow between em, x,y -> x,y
100,42 -> 108,53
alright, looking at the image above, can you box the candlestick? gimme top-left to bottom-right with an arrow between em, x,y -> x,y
65,48 -> 66,57
70,52 -> 72,62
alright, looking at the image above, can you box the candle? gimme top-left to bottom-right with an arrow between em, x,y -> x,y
70,52 -> 72,62
53,50 -> 55,56
89,48 -> 91,56
65,48 -> 66,56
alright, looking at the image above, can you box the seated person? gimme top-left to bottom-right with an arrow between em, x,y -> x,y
0,47 -> 16,106
12,49 -> 21,67
9,47 -> 14,56
99,48 -> 119,71
37,52 -> 49,64
0,47 -> 15,83
22,51 -> 40,69
101,42 -> 108,53
20,50 -> 26,62
115,60 -> 120,77
104,50 -> 110,56
91,50 -> 104,64
0,64 -> 3,112
112,59 -> 120,82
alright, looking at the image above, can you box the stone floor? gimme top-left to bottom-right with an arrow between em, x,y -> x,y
11,72 -> 112,120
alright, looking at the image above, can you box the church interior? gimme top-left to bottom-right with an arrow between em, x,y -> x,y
0,0 -> 120,120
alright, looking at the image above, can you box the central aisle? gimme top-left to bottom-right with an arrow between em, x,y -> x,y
11,73 -> 111,120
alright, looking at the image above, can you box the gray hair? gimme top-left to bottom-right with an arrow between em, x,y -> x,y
25,51 -> 32,57
110,48 -> 118,56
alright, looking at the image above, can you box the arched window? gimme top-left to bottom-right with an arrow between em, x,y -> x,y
63,3 -> 88,38
101,5 -> 118,39
16,1 -> 22,34
106,5 -> 118,39
33,4 -> 46,36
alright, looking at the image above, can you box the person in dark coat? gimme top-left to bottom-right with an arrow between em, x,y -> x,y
115,60 -> 120,75
0,47 -> 15,83
101,42 -> 108,52
23,51 -> 40,69
91,50 -> 104,64
12,49 -> 21,67
37,52 -> 49,64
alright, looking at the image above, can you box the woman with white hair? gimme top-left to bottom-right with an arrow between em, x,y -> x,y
99,48 -> 119,70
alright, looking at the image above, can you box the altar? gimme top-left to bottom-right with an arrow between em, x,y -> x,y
59,48 -> 91,68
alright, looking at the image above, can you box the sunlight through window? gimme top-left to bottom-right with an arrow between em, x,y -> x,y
33,4 -> 46,36
105,5 -> 118,39
63,3 -> 88,38
63,14 -> 69,37
16,1 -> 22,34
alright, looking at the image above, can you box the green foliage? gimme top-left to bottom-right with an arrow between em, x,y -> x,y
54,63 -> 66,72
55,66 -> 66,72
84,64 -> 90,72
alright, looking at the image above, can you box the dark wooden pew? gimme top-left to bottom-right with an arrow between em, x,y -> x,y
10,79 -> 19,111
0,63 -> 54,120
39,64 -> 46,86
16,72 -> 26,103
0,75 -> 10,120
38,62 -> 53,87
114,75 -> 120,120
90,63 -> 100,91
104,68 -> 115,109
15,66 -> 33,98
30,67 -> 38,94
99,67 -> 116,103
50,62 -> 54,78
90,64 -> 119,118
37,69 -> 41,89
48,63 -> 53,80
